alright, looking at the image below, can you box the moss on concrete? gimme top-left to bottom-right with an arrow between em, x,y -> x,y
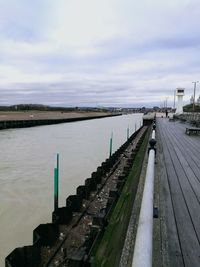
91,130 -> 149,267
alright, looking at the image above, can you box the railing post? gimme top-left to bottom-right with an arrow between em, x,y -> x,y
127,125 -> 130,140
152,123 -> 156,139
54,153 -> 59,211
109,132 -> 113,158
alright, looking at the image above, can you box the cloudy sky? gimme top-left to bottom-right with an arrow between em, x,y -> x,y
0,0 -> 200,107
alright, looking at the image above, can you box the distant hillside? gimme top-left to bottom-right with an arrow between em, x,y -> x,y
183,104 -> 200,112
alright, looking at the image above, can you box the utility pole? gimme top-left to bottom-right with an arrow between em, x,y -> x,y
166,97 -> 168,109
192,81 -> 199,112
174,90 -> 176,110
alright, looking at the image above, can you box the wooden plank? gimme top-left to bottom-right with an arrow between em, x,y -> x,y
166,139 -> 200,241
158,119 -> 200,267
164,123 -> 200,184
157,132 -> 184,267
162,146 -> 200,267
171,121 -> 200,148
160,119 -> 200,172
164,128 -> 200,199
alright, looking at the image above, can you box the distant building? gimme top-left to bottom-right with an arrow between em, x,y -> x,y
176,88 -> 185,114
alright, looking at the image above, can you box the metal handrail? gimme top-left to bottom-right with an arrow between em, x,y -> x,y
131,128 -> 156,267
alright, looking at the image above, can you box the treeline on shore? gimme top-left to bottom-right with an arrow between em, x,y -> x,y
0,104 -> 146,113
1,103 -> 199,113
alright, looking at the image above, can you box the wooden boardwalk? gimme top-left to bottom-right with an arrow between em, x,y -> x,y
157,118 -> 200,267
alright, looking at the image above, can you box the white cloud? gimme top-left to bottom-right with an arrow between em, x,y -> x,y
47,0 -> 120,45
0,0 -> 200,106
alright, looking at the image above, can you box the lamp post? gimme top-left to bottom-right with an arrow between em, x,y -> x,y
192,81 -> 199,112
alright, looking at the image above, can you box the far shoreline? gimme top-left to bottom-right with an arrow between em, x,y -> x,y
0,111 -> 122,130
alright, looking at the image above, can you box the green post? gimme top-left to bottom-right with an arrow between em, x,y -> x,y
109,132 -> 113,158
54,153 -> 59,211
127,125 -> 129,140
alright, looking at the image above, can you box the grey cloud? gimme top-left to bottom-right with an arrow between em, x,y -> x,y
1,0 -> 200,106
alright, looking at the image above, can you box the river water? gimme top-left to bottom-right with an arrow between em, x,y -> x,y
0,114 -> 142,264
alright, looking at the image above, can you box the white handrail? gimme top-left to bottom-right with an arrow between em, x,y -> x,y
132,131 -> 156,267
152,129 -> 155,139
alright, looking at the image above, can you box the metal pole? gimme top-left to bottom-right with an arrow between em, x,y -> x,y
54,153 -> 59,211
109,132 -> 113,158
174,90 -> 176,110
192,81 -> 199,112
127,126 -> 129,140
135,123 -> 137,132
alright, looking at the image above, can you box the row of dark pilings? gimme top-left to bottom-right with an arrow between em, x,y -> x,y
5,126 -> 148,267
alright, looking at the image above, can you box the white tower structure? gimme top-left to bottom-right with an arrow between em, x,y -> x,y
176,88 -> 185,114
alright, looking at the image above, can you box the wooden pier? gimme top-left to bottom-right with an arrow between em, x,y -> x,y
156,117 -> 200,267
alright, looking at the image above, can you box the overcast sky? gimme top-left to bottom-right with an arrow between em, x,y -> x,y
0,0 -> 200,107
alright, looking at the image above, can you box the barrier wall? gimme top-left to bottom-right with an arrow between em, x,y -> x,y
0,114 -> 121,130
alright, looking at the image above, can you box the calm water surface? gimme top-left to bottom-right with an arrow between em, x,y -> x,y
0,114 -> 142,264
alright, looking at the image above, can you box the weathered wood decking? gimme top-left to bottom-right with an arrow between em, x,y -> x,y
157,118 -> 200,267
